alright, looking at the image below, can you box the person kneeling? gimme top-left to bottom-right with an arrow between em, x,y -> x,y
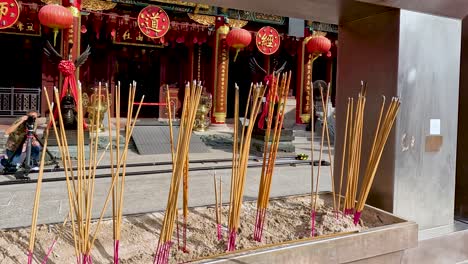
3,110 -> 42,171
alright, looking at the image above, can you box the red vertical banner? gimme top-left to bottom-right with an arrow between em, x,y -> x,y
212,21 -> 229,124
61,0 -> 81,60
302,54 -> 313,122
296,34 -> 313,124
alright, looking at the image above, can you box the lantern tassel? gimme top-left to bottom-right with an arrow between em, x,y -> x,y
53,28 -> 59,47
233,49 -> 240,62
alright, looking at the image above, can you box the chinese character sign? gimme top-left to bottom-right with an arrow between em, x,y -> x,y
0,0 -> 19,29
0,2 -> 41,36
114,19 -> 164,48
256,26 -> 280,55
137,5 -> 170,39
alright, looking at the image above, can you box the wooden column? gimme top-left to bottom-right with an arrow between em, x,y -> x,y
211,16 -> 229,124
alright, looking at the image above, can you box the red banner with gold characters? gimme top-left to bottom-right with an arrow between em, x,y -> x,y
0,0 -> 19,29
256,26 -> 280,55
137,5 -> 170,39
0,2 -> 40,36
212,24 -> 229,124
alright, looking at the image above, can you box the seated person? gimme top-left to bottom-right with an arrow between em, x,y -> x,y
4,110 -> 41,170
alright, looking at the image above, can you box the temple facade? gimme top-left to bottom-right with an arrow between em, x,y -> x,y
0,0 -> 337,124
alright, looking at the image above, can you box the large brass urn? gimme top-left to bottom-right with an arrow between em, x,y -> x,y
194,88 -> 212,131
86,88 -> 109,132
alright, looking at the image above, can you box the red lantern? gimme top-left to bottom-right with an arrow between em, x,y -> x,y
38,4 -> 73,46
306,36 -> 331,55
226,28 -> 251,62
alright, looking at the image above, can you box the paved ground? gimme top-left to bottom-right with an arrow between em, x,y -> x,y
0,119 -> 334,229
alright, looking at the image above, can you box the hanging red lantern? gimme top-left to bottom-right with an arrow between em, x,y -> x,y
38,4 -> 73,46
226,28 -> 251,62
306,35 -> 331,55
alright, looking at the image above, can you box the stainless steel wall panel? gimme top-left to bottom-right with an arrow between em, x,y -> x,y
336,10 -> 400,213
394,10 -> 460,229
336,10 -> 461,230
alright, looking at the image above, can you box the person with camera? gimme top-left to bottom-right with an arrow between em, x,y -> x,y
4,110 -> 41,170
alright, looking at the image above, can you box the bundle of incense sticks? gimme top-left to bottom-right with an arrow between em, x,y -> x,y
227,83 -> 266,251
39,82 -> 144,264
181,82 -> 201,252
27,101 -> 53,264
213,171 -> 222,240
353,97 -> 400,224
342,83 -> 367,216
311,83 -> 337,236
112,81 -> 143,263
154,81 -> 202,264
163,84 -> 181,249
253,72 -> 291,242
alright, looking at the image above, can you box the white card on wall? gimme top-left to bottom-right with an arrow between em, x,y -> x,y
430,119 -> 441,135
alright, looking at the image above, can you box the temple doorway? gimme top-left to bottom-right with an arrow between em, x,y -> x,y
115,46 -> 161,118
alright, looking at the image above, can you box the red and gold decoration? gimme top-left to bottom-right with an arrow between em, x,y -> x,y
43,40 -> 91,129
226,27 -> 251,62
41,0 -> 116,11
301,48 -> 313,122
137,5 -> 170,39
114,17 -> 164,48
0,0 -> 19,29
188,13 -> 248,28
297,32 -> 332,123
212,17 -> 230,124
256,26 -> 280,55
38,4 -> 73,45
0,2 -> 40,36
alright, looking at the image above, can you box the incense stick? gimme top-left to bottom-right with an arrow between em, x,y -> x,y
311,84 -> 329,236
353,97 -> 400,224
153,81 -> 202,264
254,72 -> 292,242
227,82 -> 266,251
113,82 -> 121,252
44,88 -> 80,259
214,171 -> 222,240
343,85 -> 366,215
164,85 -> 182,249
321,84 -> 337,216
113,82 -> 139,263
338,98 -> 351,213
27,95 -> 53,264
43,80 -> 144,263
181,81 -> 199,252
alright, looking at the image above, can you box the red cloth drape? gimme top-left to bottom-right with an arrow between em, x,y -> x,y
258,74 -> 280,130
50,60 -> 88,129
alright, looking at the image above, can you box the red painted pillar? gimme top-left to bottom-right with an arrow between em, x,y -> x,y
211,16 -> 230,124
296,28 -> 312,124
62,0 -> 81,61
